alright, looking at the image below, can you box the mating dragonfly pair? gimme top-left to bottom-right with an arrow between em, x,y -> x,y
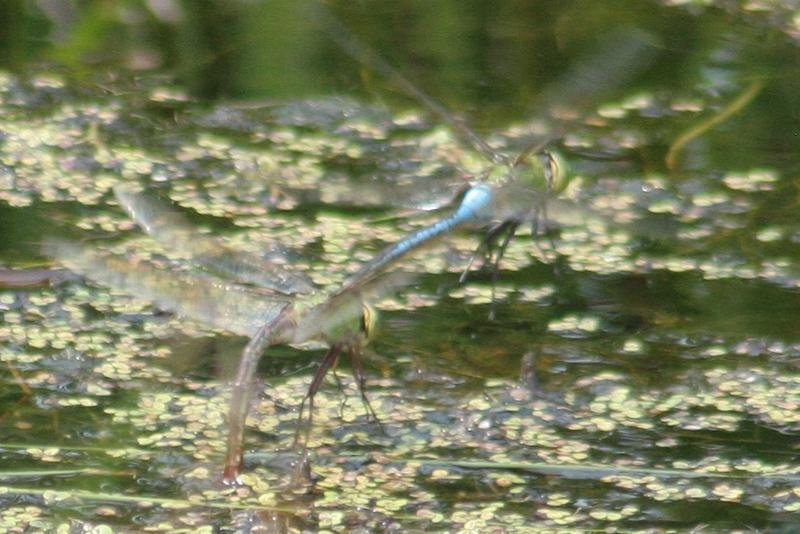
49,140 -> 574,483
46,141 -> 576,482
48,17 -> 598,484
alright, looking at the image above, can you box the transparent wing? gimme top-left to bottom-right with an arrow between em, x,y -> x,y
114,185 -> 315,295
195,98 -> 468,213
45,239 -> 290,337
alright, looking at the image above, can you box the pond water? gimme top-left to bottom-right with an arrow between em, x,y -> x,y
1,0 -> 800,531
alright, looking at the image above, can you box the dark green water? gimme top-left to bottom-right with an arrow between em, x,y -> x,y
1,0 -> 800,531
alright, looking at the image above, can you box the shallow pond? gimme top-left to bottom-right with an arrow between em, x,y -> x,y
1,1 -> 800,531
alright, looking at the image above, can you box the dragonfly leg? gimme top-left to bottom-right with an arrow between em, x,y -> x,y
488,221 -> 519,320
331,366 -> 352,419
346,348 -> 384,432
459,220 -> 514,285
292,344 -> 342,453
457,251 -> 481,285
290,344 -> 342,486
531,205 -> 567,278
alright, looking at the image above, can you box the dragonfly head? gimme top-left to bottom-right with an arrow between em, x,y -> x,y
512,149 -> 571,196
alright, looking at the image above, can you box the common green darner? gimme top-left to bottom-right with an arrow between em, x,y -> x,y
43,10 -> 652,488
47,185 -> 413,483
319,9 -> 609,301
45,21 -> 620,486
46,147 -> 580,485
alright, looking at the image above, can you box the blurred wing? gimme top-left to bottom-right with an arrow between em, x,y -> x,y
45,239 -> 290,337
531,28 -> 659,118
313,6 -> 505,166
197,98 -> 468,213
114,185 -> 315,295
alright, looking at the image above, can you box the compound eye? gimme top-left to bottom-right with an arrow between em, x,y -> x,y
360,303 -> 377,339
539,151 -> 567,194
538,152 -> 555,190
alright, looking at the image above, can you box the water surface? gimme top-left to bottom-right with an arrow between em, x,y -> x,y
1,1 -> 800,531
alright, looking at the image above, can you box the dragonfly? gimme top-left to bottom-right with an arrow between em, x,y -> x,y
46,12 -> 641,485
47,159 -> 585,486
318,8 -> 604,301
47,185 -> 413,484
